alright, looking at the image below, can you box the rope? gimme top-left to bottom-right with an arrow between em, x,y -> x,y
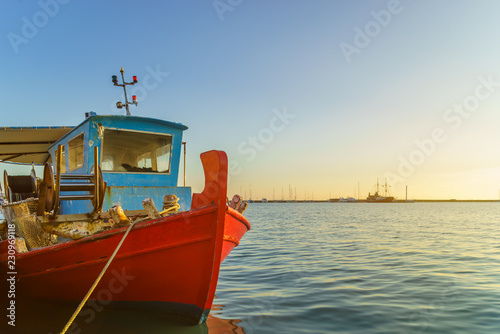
159,203 -> 180,216
159,195 -> 180,216
60,220 -> 136,334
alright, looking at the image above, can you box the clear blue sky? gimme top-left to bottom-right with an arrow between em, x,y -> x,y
2,0 -> 500,199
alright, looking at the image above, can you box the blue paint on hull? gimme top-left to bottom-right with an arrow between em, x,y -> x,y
103,186 -> 192,212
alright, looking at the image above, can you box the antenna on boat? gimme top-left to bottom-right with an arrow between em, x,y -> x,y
112,67 -> 138,116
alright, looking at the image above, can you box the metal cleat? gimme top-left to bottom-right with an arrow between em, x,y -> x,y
238,201 -> 248,214
229,194 -> 242,210
108,205 -> 131,225
143,198 -> 161,219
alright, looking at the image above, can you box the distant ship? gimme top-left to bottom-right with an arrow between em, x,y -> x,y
367,179 -> 395,203
338,197 -> 357,203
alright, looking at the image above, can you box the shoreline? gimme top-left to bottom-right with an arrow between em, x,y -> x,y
250,199 -> 500,203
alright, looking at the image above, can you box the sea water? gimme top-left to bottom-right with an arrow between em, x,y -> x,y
215,202 -> 500,334
4,202 -> 500,333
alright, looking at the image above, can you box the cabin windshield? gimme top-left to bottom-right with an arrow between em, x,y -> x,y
101,129 -> 172,173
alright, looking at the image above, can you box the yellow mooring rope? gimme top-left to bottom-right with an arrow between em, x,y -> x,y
60,221 -> 137,334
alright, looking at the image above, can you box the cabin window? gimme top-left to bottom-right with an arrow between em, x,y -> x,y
102,129 -> 172,173
68,133 -> 84,171
137,152 -> 152,169
156,145 -> 171,172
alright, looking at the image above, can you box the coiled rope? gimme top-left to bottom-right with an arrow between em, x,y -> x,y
161,194 -> 180,215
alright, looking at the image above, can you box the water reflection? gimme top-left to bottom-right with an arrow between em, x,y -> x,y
206,303 -> 246,334
0,297 -> 245,334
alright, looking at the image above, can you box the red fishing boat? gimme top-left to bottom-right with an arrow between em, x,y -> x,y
0,69 -> 251,327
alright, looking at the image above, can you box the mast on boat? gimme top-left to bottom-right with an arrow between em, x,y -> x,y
112,67 -> 138,116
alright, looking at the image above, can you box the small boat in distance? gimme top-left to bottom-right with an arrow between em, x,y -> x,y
338,197 -> 357,203
367,179 -> 395,203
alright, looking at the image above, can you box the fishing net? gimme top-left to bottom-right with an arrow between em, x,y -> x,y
0,198 -> 57,250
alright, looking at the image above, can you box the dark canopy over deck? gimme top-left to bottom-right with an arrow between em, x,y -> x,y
0,126 -> 73,164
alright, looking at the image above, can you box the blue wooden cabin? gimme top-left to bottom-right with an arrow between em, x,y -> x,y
47,114 -> 191,215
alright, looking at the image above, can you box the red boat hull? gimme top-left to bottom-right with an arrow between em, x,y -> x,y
222,207 -> 251,262
0,150 -> 251,325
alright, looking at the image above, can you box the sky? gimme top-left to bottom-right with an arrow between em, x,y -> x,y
1,0 -> 500,200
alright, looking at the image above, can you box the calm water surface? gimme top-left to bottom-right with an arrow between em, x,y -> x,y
7,203 -> 500,333
215,202 -> 500,334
